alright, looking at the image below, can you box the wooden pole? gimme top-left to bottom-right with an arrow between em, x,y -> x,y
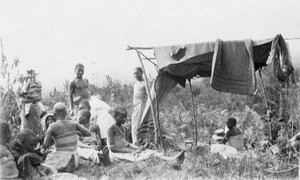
188,79 -> 198,146
259,70 -> 272,140
127,46 -> 154,50
134,49 -> 161,146
155,96 -> 165,150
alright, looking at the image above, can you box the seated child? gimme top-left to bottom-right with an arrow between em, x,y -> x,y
107,106 -> 185,168
77,109 -> 110,166
10,128 -> 52,179
221,117 -> 244,151
0,120 -> 19,179
78,99 -> 109,148
42,102 -> 91,173
40,113 -> 56,150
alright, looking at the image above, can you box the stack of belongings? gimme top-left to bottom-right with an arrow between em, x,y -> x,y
19,75 -> 45,137
20,78 -> 42,103
211,127 -> 241,159
211,128 -> 226,143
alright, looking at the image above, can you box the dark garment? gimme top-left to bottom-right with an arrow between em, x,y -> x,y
10,141 -> 51,178
225,127 -> 242,140
211,39 -> 256,95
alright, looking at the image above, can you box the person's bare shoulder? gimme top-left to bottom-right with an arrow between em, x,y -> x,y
107,124 -> 116,133
70,79 -> 76,88
90,122 -> 99,132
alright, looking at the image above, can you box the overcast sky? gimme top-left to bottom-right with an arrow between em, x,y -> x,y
1,0 -> 300,92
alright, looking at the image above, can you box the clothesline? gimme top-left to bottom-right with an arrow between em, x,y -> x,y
127,37 -> 300,51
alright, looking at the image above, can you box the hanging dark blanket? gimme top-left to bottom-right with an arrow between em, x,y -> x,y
211,39 -> 256,95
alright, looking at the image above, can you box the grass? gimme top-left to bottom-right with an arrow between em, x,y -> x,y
73,146 -> 299,180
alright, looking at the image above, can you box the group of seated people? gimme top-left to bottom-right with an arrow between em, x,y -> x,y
0,100 -> 185,179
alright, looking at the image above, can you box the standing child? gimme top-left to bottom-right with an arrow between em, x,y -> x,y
69,63 -> 90,113
131,67 -> 148,145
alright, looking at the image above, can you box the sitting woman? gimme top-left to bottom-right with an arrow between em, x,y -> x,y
10,129 -> 52,179
107,106 -> 185,167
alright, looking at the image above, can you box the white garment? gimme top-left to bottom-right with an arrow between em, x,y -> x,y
132,80 -> 147,144
77,147 -> 101,164
89,95 -> 115,139
211,144 -> 241,159
109,149 -> 162,162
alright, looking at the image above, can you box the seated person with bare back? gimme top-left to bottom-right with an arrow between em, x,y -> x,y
221,117 -> 244,151
0,120 -> 19,179
77,109 -> 110,165
42,102 -> 91,173
69,63 -> 90,114
107,106 -> 185,168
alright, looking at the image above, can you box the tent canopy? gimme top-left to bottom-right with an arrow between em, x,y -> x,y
137,34 -> 294,136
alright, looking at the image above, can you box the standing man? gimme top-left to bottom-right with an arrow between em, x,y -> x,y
131,67 -> 148,145
69,63 -> 90,114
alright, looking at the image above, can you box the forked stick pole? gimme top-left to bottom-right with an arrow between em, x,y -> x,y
134,50 -> 160,146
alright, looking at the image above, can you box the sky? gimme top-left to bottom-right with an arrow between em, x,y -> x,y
1,0 -> 300,93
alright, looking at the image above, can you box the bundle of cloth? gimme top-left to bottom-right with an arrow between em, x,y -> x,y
89,95 -> 115,140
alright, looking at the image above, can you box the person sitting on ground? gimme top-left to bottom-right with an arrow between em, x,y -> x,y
40,113 -> 56,150
42,102 -> 91,173
10,128 -> 52,179
77,109 -> 110,166
69,63 -> 90,114
0,120 -> 19,179
107,106 -> 185,167
221,117 -> 244,151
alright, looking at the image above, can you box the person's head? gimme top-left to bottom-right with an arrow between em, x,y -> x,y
0,120 -> 12,145
75,63 -> 85,79
78,109 -> 91,125
113,106 -> 127,125
53,102 -> 67,120
16,129 -> 38,152
227,117 -> 237,129
45,114 -> 55,130
134,67 -> 143,81
78,99 -> 91,111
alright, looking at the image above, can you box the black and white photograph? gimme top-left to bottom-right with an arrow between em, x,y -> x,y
0,0 -> 300,179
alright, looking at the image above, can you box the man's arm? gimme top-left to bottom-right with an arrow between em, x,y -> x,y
94,124 -> 102,147
43,125 -> 54,149
69,80 -> 75,109
76,123 -> 91,137
222,130 -> 233,144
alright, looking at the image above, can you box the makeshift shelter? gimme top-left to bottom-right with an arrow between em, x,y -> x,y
128,34 -> 294,145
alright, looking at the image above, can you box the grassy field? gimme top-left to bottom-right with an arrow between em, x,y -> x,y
73,145 -> 299,180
